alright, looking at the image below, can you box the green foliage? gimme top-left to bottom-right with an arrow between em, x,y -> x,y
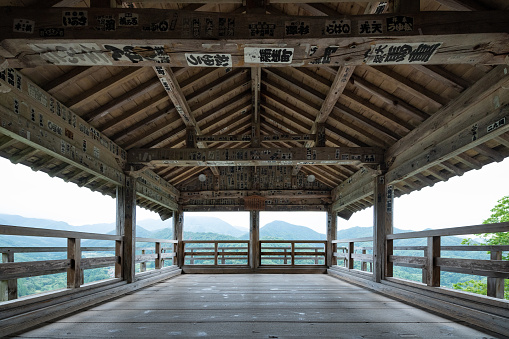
455,196 -> 509,299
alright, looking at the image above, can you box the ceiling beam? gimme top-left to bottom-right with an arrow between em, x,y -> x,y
4,9 -> 509,67
128,146 -> 384,167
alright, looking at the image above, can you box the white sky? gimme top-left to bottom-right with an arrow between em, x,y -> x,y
0,156 -> 507,233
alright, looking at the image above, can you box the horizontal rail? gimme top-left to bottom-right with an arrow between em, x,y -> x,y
136,238 -> 178,243
0,225 -> 122,241
260,240 -> 326,244
81,256 -> 118,269
387,222 -> 509,240
0,259 -> 71,280
0,247 -> 115,253
333,237 -> 373,243
183,240 -> 250,244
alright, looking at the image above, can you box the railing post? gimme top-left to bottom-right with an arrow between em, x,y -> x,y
67,238 -> 81,289
314,248 -> 319,265
189,248 -> 194,265
426,236 -> 441,287
140,249 -> 146,272
326,208 -> 337,267
386,239 -> 393,277
291,242 -> 295,266
487,250 -> 504,298
155,242 -> 162,269
214,242 -> 219,266
249,210 -> 260,269
117,176 -> 137,283
361,249 -> 367,271
347,241 -> 354,269
421,248 -> 427,284
374,174 -> 393,283
173,207 -> 184,268
221,248 -> 226,265
1,250 -> 17,301
115,240 -> 122,278
283,248 -> 288,264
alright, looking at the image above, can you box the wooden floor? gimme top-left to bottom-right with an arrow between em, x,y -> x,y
13,274 -> 497,338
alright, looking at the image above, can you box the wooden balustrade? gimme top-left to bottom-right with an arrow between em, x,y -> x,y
182,240 -> 250,266
0,224 -> 177,301
332,222 -> 508,299
259,240 -> 327,266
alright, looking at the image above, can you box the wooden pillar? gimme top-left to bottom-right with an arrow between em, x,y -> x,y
326,208 -> 337,267
487,251 -> 504,298
67,238 -> 81,288
117,176 -> 137,283
249,210 -> 260,269
155,242 -> 162,269
186,127 -> 196,148
426,236 -> 441,287
373,174 -> 393,283
315,123 -> 326,147
1,251 -> 17,301
173,207 -> 184,267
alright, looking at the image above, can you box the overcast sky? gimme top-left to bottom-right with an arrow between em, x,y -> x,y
0,156 -> 507,233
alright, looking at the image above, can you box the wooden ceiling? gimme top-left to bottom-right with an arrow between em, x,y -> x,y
1,0 -> 509,219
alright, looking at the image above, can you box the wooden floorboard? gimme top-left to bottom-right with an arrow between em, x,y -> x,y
12,274 -> 497,338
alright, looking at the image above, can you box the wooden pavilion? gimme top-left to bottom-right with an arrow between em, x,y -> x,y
1,0 -> 509,336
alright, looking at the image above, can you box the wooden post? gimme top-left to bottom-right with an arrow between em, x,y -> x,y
173,207 -> 184,267
140,250 -> 146,272
186,127 -> 197,148
155,242 -> 162,269
426,236 -> 441,287
283,248 -> 288,265
115,240 -> 122,278
214,243 -> 219,266
373,174 -> 393,282
291,242 -> 296,266
1,251 -> 17,301
117,176 -> 137,283
386,239 -> 393,277
347,242 -> 354,269
221,248 -> 226,265
249,210 -> 260,269
326,208 -> 338,267
67,238 -> 81,288
421,248 -> 427,283
487,250 -> 504,298
361,249 -> 367,271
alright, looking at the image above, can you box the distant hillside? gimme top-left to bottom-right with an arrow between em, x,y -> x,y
256,220 -> 326,240
184,216 -> 245,237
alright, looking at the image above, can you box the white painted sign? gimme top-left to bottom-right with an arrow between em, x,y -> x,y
29,43 -> 112,66
185,53 -> 232,67
244,47 -> 294,64
364,42 -> 441,65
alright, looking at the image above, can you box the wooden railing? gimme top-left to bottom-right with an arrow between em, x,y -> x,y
333,237 -> 373,273
332,222 -> 508,299
260,240 -> 327,266
182,240 -> 250,266
0,224 -> 177,301
387,222 -> 509,299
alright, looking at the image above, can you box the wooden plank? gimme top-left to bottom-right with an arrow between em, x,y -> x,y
436,257 -> 509,273
2,9 -> 509,67
67,238 -> 81,288
0,259 -> 70,280
128,146 -> 383,167
327,208 -> 337,266
0,68 -> 126,185
194,133 -> 316,143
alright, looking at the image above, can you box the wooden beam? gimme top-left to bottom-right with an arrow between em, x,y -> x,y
3,9 -> 509,67
180,190 -> 331,202
373,174 -> 393,282
251,67 -> 261,147
42,67 -> 92,93
386,65 -> 509,183
250,211 -> 260,269
0,68 -> 125,186
331,167 -> 379,211
128,146 -> 383,167
433,0 -> 487,11
120,176 -> 136,283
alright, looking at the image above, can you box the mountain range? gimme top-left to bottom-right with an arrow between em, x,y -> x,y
0,213 -> 469,248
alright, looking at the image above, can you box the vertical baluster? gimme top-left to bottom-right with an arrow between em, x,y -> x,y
115,240 -> 122,278
347,241 -> 354,269
67,237 -> 81,289
155,242 -> 162,269
214,243 -> 219,266
190,248 -> 194,265
426,236 -> 441,287
361,249 -> 367,271
314,248 -> 319,265
386,239 -> 393,277
221,248 -> 226,265
291,243 -> 295,266
1,250 -> 17,300
487,250 -> 504,298
140,249 -> 146,272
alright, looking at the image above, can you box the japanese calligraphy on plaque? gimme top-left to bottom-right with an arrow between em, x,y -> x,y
358,20 -> 383,34
185,53 -> 232,67
324,19 -> 351,35
62,11 -> 88,27
285,21 -> 310,36
244,47 -> 294,64
104,45 -> 170,64
386,16 -> 413,32
13,19 -> 35,34
364,43 -> 441,65
119,13 -> 139,27
249,22 -> 276,37
29,43 -> 112,65
218,18 -> 235,37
